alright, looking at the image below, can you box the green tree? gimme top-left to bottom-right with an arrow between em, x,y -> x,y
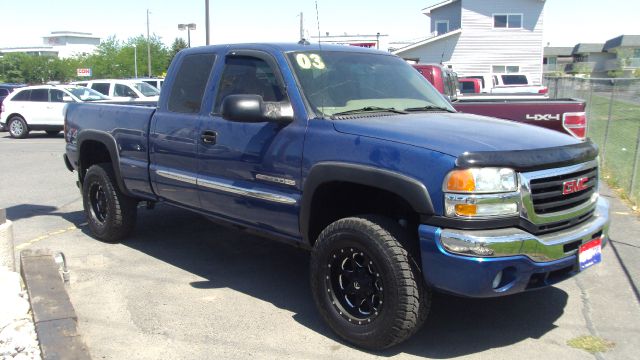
168,38 -> 188,67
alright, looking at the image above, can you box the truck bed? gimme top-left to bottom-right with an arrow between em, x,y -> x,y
452,98 -> 586,137
65,102 -> 157,197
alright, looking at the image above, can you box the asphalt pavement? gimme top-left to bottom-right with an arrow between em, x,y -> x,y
1,132 -> 639,359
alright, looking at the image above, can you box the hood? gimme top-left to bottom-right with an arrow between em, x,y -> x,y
332,112 -> 581,158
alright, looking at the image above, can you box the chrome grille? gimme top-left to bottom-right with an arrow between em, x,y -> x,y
530,167 -> 598,214
520,160 -> 599,228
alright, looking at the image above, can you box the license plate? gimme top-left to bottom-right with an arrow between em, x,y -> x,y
578,238 -> 602,271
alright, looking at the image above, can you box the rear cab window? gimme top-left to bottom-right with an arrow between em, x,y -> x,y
168,53 -> 216,113
500,75 -> 528,85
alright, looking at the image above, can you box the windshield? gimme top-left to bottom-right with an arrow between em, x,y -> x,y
287,51 -> 454,117
66,87 -> 110,101
132,82 -> 160,97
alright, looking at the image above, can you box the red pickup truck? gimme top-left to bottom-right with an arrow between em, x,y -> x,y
412,64 -> 586,139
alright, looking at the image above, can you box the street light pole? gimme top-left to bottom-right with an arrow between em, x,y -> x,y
133,45 -> 138,78
146,9 -> 152,77
205,0 -> 210,45
178,23 -> 197,48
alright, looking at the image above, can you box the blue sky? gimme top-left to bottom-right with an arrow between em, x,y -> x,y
0,0 -> 636,49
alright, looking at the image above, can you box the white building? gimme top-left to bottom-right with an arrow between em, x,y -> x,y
0,31 -> 100,59
393,0 -> 546,84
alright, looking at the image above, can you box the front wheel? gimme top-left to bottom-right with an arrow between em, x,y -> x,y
310,216 -> 430,350
8,116 -> 28,139
82,163 -> 138,242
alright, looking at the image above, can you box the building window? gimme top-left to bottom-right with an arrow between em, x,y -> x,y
492,65 -> 520,73
435,20 -> 449,35
493,14 -> 522,29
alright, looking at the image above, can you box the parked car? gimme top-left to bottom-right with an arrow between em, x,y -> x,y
463,73 -> 548,94
412,64 -> 458,100
65,43 -> 609,350
0,83 -> 26,131
414,64 -> 586,139
458,77 -> 481,94
137,78 -> 164,90
1,85 -> 110,138
82,79 -> 160,101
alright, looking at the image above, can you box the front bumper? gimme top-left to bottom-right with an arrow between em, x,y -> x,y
419,197 -> 610,297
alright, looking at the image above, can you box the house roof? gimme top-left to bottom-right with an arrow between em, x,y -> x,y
392,29 -> 462,55
421,0 -> 459,16
603,35 -> 640,51
544,47 -> 573,57
572,43 -> 604,54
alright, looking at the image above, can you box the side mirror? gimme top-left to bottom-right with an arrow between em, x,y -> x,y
62,95 -> 73,102
221,94 -> 293,123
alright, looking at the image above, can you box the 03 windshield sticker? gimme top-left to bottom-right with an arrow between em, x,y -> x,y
295,53 -> 325,70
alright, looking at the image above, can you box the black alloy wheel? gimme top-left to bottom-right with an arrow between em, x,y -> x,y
327,247 -> 384,325
82,163 -> 138,242
88,183 -> 108,224
310,215 -> 430,350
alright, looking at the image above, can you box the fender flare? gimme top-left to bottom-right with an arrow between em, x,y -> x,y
300,162 -> 435,244
76,130 -> 133,197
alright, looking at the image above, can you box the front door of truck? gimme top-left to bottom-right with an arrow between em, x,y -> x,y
197,50 -> 304,239
149,53 -> 217,208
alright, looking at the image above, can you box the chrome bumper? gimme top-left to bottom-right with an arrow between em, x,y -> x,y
439,197 -> 610,262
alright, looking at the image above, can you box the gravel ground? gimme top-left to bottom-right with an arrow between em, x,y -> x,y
0,266 -> 41,360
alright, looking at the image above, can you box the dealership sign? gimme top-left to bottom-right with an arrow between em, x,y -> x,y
76,68 -> 92,77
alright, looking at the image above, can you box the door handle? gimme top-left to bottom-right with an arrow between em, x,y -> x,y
201,130 -> 217,144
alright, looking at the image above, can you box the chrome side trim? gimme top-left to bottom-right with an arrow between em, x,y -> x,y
439,197 -> 610,262
156,169 -> 197,185
520,160 -> 599,225
197,178 -> 297,205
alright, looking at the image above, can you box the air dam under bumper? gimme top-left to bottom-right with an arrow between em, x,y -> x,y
419,197 -> 609,298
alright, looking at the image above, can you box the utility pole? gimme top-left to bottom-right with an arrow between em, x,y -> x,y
299,12 -> 304,41
134,45 -> 138,78
146,9 -> 152,77
205,0 -> 210,45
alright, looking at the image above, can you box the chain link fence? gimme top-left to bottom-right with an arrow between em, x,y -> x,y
544,76 -> 640,205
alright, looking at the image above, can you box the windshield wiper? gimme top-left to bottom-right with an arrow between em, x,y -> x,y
330,106 -> 408,118
403,105 -> 456,113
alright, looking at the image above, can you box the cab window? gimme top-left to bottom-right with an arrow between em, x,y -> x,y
30,89 -> 48,102
12,90 -> 31,101
114,84 -> 137,97
214,55 -> 285,113
91,83 -> 110,95
168,53 -> 216,113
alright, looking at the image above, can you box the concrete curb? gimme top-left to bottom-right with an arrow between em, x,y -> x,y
0,207 -> 15,271
20,249 -> 91,360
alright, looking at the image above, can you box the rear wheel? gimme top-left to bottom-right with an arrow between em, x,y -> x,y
82,163 -> 138,242
8,116 -> 28,139
310,215 -> 430,350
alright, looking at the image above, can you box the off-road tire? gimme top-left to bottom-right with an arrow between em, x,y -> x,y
310,215 -> 430,350
82,163 -> 138,242
8,116 -> 29,139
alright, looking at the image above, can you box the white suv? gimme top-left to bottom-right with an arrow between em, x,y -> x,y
82,79 -> 160,101
0,85 -> 109,139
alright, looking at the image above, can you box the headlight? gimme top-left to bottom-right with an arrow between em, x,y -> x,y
444,168 -> 517,193
443,168 -> 520,218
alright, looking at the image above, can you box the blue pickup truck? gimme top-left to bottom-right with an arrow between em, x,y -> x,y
64,43 -> 610,350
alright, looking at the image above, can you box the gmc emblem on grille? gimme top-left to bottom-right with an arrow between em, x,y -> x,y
563,177 -> 589,195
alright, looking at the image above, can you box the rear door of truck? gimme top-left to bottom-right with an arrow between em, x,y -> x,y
149,53 -> 217,208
